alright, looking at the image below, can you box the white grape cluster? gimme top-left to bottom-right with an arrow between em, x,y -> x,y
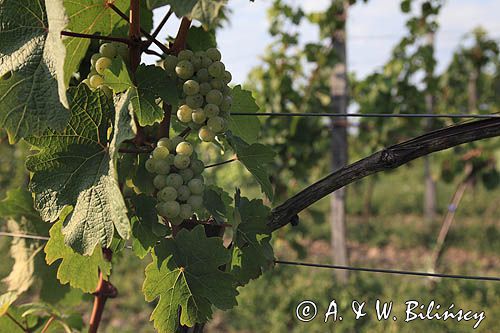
162,48 -> 232,142
83,42 -> 128,98
145,136 -> 206,224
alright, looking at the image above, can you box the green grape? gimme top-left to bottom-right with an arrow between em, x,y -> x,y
199,82 -> 212,95
191,109 -> 207,124
190,122 -> 202,130
171,136 -> 184,149
95,57 -> 112,75
204,104 -> 220,118
175,60 -> 195,80
220,95 -> 232,112
222,85 -> 232,96
153,175 -> 167,189
87,69 -> 98,79
98,85 -> 113,99
179,204 -> 193,219
183,80 -> 200,96
166,173 -> 183,189
177,185 -> 191,201
194,175 -> 205,182
91,53 -> 103,67
207,116 -> 226,133
186,94 -> 204,108
114,43 -> 128,59
174,154 -> 190,169
206,90 -> 223,105
100,43 -> 117,58
210,79 -> 224,90
177,105 -> 193,123
223,70 -> 232,84
196,68 -> 210,82
166,154 -> 175,165
158,186 -> 177,202
187,195 -> 203,210
89,75 -> 104,89
163,55 -> 178,72
191,54 -> 203,70
157,201 -> 180,218
157,137 -> 173,150
206,48 -> 222,61
179,168 -> 194,182
201,56 -> 213,68
82,78 -> 91,87
208,61 -> 225,78
152,146 -> 170,159
190,159 -> 204,175
188,178 -> 204,194
145,159 -> 156,173
176,142 -> 193,156
198,126 -> 215,142
178,49 -> 194,61
154,159 -> 171,175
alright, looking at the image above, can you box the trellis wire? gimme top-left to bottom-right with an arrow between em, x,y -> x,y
230,112 -> 500,119
0,232 -> 498,282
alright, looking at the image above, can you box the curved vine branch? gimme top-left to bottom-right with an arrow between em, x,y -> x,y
268,118 -> 500,231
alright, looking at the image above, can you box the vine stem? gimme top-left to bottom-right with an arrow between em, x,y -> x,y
143,9 -> 173,50
204,158 -> 237,169
40,316 -> 55,333
5,312 -> 28,332
60,31 -> 132,45
170,17 -> 192,55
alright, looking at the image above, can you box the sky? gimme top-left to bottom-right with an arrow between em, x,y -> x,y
145,0 -> 500,84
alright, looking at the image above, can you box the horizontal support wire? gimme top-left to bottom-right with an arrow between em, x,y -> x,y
0,233 -> 497,282
274,260 -> 500,282
230,112 -> 500,119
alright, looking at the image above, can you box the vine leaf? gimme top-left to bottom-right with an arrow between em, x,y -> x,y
202,185 -> 233,224
26,85 -> 131,255
187,26 -> 217,52
154,0 -> 226,28
143,225 -> 238,332
230,191 -> 274,286
227,85 -> 261,144
0,0 -> 69,142
45,219 -> 111,293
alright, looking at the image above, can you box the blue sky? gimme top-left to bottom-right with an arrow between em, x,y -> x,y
145,0 -> 500,84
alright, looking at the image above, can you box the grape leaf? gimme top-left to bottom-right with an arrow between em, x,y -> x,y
45,219 -> 111,293
227,85 -> 261,144
0,0 -> 69,142
143,225 -> 238,332
230,192 -> 274,286
26,85 -> 131,255
187,26 -> 217,51
202,185 -> 233,224
155,0 -> 226,28
130,194 -> 168,259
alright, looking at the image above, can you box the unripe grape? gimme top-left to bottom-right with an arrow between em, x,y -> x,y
179,168 -> 194,182
158,201 -> 180,218
220,95 -> 232,112
186,94 -> 204,108
206,48 -> 222,61
176,142 -> 193,156
208,61 -> 225,78
152,146 -> 170,159
183,80 -> 200,95
191,109 -> 207,124
170,216 -> 184,225
91,53 -> 103,67
171,136 -> 183,149
166,154 -> 175,165
190,159 -> 204,175
154,160 -> 171,175
190,122 -> 202,130
210,79 -> 224,90
179,204 -> 193,219
187,195 -> 204,210
153,175 -> 168,189
83,78 -> 91,87
89,75 -> 104,89
207,116 -> 226,133
145,159 -> 156,173
114,43 -> 128,59
223,70 -> 232,84
177,185 -> 191,201
157,137 -> 172,149
206,90 -> 223,105
204,104 -> 220,118
222,85 -> 232,96
99,43 -> 117,58
175,60 -> 194,80
178,49 -> 194,61
188,178 -> 205,194
87,69 -> 98,79
199,82 -> 212,95
191,54 -> 203,70
162,55 -> 178,72
177,105 -> 193,123
201,56 -> 213,68
158,186 -> 177,202
196,68 -> 210,82
95,57 -> 112,75
198,126 -> 215,142
98,85 -> 113,98
174,154 -> 190,169
194,175 -> 205,183
166,173 -> 183,189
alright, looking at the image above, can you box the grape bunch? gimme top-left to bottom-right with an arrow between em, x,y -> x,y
83,42 -> 129,98
145,136 -> 206,224
162,48 -> 233,143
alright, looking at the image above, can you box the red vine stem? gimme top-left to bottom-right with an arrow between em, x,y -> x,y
60,31 -> 132,45
158,104 -> 172,139
170,17 -> 192,55
40,316 -> 55,333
